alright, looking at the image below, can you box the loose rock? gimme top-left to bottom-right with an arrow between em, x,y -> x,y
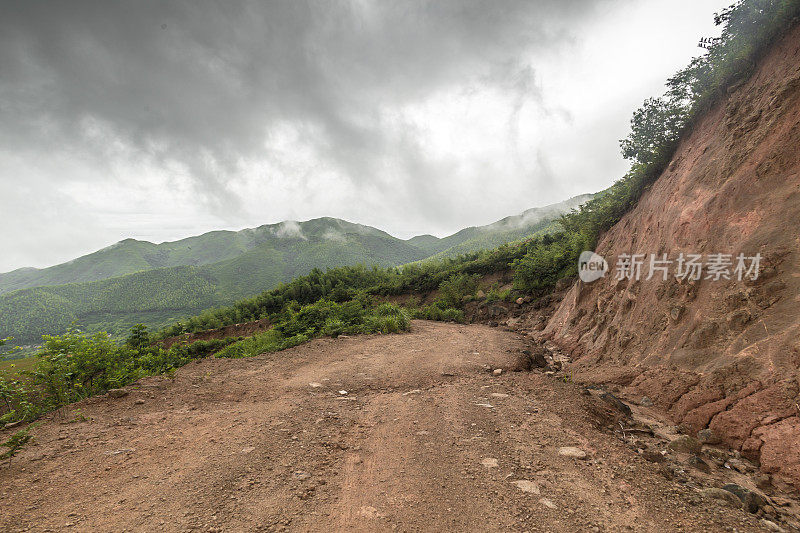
700,488 -> 743,508
667,435 -> 702,454
642,449 -> 665,463
558,447 -> 588,459
687,455 -> 711,473
481,457 -> 499,468
599,391 -> 632,417
510,480 -> 540,494
697,428 -> 721,445
539,498 -> 557,509
760,519 -> 786,532
722,483 -> 767,513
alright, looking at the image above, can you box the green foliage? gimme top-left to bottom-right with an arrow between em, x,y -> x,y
669,0 -> 800,120
0,297 -> 413,424
1,424 -> 37,461
1,208 -> 579,346
436,273 -> 479,308
214,330 -> 309,359
619,96 -> 687,166
409,302 -> 466,323
513,232 -> 591,293
125,324 -> 150,349
513,0 -> 800,294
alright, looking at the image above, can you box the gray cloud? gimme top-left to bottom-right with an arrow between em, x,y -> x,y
0,0 -> 730,271
0,1 -> 596,209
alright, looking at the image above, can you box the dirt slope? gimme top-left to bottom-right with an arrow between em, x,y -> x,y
541,24 -> 800,488
1,322 -> 793,532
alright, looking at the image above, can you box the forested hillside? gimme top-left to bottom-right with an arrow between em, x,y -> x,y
407,194 -> 594,260
0,218 -> 415,294
0,200 -> 586,346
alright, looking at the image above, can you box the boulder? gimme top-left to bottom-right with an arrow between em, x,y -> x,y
722,483 -> 767,513
667,435 -> 702,454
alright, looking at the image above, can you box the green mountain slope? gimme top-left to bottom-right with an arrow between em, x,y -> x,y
0,217 -> 401,295
0,219 -> 430,344
0,198 -> 593,346
406,194 -> 594,258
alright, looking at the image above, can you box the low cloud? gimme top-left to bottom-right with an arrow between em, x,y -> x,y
274,221 -> 306,240
0,0 -> 729,271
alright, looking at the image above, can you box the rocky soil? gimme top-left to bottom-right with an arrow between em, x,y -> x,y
2,321 -> 797,532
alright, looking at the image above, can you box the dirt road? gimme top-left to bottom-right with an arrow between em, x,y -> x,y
0,322 -> 786,532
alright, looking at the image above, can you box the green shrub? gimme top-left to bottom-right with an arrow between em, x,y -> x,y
411,304 -> 465,323
436,273 -> 479,308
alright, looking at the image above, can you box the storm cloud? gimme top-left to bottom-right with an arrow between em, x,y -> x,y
0,0 -> 728,271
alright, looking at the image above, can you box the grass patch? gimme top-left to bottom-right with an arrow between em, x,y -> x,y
0,357 -> 37,377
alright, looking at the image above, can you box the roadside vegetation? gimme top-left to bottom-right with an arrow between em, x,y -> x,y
0,0 -> 797,431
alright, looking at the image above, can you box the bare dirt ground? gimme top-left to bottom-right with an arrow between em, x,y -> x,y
0,321 -> 791,532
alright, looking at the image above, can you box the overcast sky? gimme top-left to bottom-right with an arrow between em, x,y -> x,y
0,0 -> 729,272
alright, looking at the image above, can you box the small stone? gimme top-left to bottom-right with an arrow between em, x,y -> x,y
490,393 -> 509,398
667,435 -> 702,454
760,520 -> 786,532
402,389 -> 422,396
755,473 -> 772,490
516,297 -> 525,305
599,391 -> 632,417
481,457 -> 499,468
308,382 -> 323,388
687,455 -> 711,473
359,506 -> 384,519
338,390 -> 348,395
241,447 -> 255,454
134,399 -> 145,405
539,498 -> 557,509
510,480 -> 540,494
697,428 -> 721,445
726,457 -> 754,474
107,389 -> 128,398
493,368 -> 503,376
642,450 -> 665,463
558,447 -> 587,459
703,447 -> 728,467
639,396 -> 654,407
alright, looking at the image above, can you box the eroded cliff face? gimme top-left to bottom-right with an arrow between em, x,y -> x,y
543,24 -> 800,488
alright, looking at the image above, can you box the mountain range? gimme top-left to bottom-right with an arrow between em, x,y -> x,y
0,194 -> 592,346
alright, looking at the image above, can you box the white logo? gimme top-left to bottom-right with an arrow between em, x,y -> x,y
578,251 -> 608,283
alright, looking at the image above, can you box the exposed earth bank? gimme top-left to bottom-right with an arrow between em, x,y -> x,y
531,22 -> 800,490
